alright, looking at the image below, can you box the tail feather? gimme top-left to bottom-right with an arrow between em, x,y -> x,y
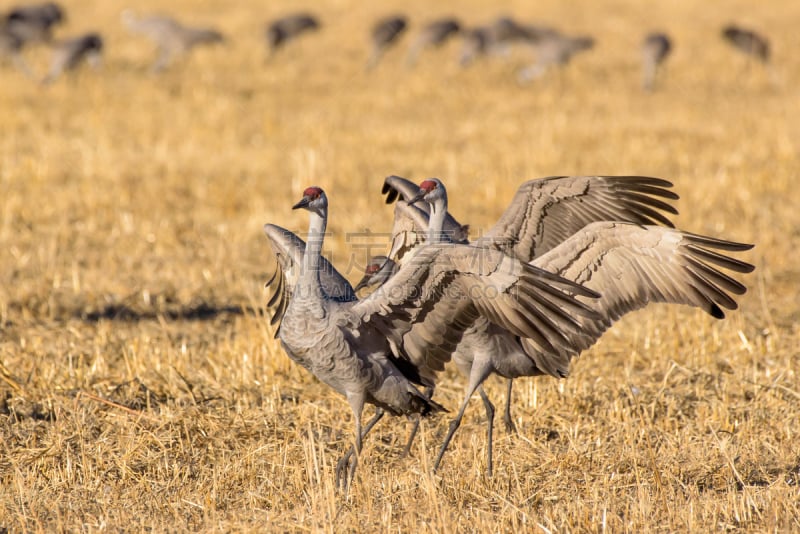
412,388 -> 447,415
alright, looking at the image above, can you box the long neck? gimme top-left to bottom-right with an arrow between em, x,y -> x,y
427,194 -> 448,244
299,208 -> 327,292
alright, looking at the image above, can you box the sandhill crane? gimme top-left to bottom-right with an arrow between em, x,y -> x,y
369,212 -> 753,477
0,27 -> 33,76
518,30 -> 595,82
459,17 -> 542,67
3,2 -> 64,46
375,174 -> 678,467
265,12 -> 320,57
406,17 -> 460,66
641,32 -> 672,91
459,27 -> 490,67
491,16 -> 537,45
354,256 -> 397,295
122,11 -> 224,72
371,175 -> 749,474
0,26 -> 22,57
266,185 -> 601,486
367,15 -> 407,70
721,25 -> 769,63
41,32 -> 102,84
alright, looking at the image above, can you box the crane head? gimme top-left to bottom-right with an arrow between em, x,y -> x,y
292,186 -> 327,211
408,178 -> 445,206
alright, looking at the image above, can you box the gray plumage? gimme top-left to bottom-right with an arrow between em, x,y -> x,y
367,15 -> 407,70
358,222 -> 754,472
518,31 -> 595,82
3,2 -> 64,46
122,11 -> 224,72
263,223 -> 357,338
379,175 -> 678,470
0,26 -> 23,56
490,16 -> 536,43
459,26 -> 490,66
374,175 -> 749,475
265,13 -> 320,55
354,255 -> 396,294
407,17 -> 460,65
0,26 -> 31,76
381,175 -> 469,263
265,185 -> 600,486
722,25 -> 769,63
470,175 -> 677,260
642,32 -> 672,91
42,32 -> 102,84
459,17 -> 551,67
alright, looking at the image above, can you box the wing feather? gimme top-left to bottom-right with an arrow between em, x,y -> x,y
386,201 -> 432,263
474,176 -> 679,261
351,243 -> 601,382
532,221 -> 754,353
262,224 -> 357,335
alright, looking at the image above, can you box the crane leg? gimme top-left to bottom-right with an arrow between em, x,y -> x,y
400,386 -> 434,458
336,407 -> 384,490
478,386 -> 495,477
433,362 -> 492,473
502,379 -> 517,434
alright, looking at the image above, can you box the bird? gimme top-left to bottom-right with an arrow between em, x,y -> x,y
378,175 -> 680,463
382,174 -> 677,263
3,2 -> 64,46
373,174 -> 679,469
433,225 -> 754,477
354,256 -> 397,295
42,32 -> 103,84
0,26 -> 22,57
121,11 -> 224,72
406,17 -> 460,65
518,30 -> 595,82
459,17 -> 543,67
458,26 -> 491,67
641,32 -> 672,91
266,185 -> 601,486
490,16 -> 539,44
0,26 -> 32,76
265,12 -> 320,57
721,25 -> 769,63
367,15 -> 407,70
371,176 -> 752,475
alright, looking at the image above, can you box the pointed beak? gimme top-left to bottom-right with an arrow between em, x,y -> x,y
354,275 -> 371,293
292,196 -> 311,210
407,189 -> 425,206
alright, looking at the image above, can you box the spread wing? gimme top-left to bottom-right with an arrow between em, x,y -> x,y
382,175 -> 425,205
263,224 -> 357,335
473,176 -> 679,261
526,221 -> 754,373
351,243 -> 601,385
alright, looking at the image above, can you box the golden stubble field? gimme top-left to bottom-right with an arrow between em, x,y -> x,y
1,0 -> 799,531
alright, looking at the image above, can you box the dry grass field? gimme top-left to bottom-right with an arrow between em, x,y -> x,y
1,0 -> 799,531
